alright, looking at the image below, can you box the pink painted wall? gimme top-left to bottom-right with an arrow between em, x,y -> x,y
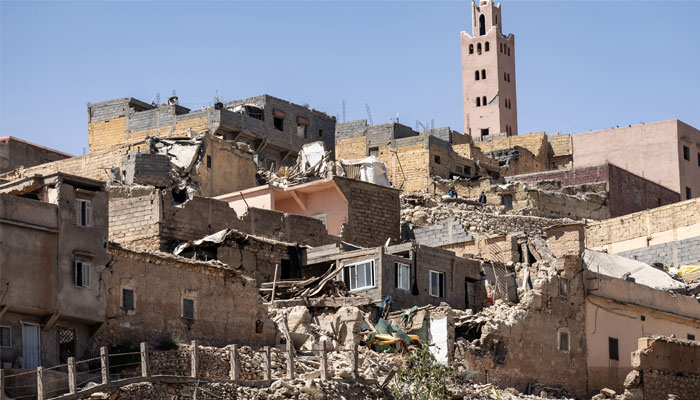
572,119 -> 700,198
273,184 -> 349,236
215,186 -> 274,217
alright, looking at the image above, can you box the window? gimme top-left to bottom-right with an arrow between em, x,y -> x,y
500,43 -> 503,53
122,288 -> 135,311
687,187 -> 692,200
369,147 -> 379,157
558,277 -> 570,298
697,153 -> 700,167
456,166 -> 463,174
57,327 -> 75,363
475,70 -> 480,80
683,146 -> 690,161
481,128 -> 489,136
345,260 -> 375,291
559,331 -> 569,351
76,199 -> 92,227
429,270 -> 445,298
608,337 -> 619,361
273,116 -> 284,131
297,123 -> 308,139
74,261 -> 90,288
504,72 -> 507,81
507,47 -> 510,56
182,298 -> 195,319
482,96 -> 487,105
206,155 -> 211,168
395,263 -> 410,290
485,42 -> 489,52
477,43 -> 482,54
476,97 -> 481,107
0,326 -> 10,348
469,44 -> 474,54
479,14 -> 486,36
688,334 -> 696,341
464,166 -> 472,175
434,155 -> 441,164
319,129 -> 323,137
481,69 -> 486,79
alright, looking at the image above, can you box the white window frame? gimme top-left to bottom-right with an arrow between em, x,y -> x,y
396,262 -> 410,291
74,261 -> 91,288
182,297 -> 196,320
344,260 -> 376,291
76,199 -> 92,227
429,270 -> 445,298
0,325 -> 11,348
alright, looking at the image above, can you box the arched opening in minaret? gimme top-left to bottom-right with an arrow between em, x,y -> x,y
481,69 -> 486,79
476,97 -> 481,107
477,43 -> 482,54
475,71 -> 480,80
469,44 -> 474,54
479,14 -> 486,36
485,42 -> 490,52
482,96 -> 487,105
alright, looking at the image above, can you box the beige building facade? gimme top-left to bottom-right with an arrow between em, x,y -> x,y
572,119 -> 700,200
461,0 -> 517,139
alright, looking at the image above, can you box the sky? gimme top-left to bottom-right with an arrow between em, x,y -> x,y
1,0 -> 699,155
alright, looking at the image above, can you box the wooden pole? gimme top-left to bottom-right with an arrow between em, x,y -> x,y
351,343 -> 359,379
100,347 -> 110,385
190,340 -> 199,378
270,264 -> 279,303
286,340 -> 295,380
229,345 -> 240,381
140,342 -> 150,378
67,357 -> 77,394
263,346 -> 271,381
37,366 -> 45,400
320,340 -> 328,381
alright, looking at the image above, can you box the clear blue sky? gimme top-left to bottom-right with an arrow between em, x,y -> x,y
2,0 -> 699,155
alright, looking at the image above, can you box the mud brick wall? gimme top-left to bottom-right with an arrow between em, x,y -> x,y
585,197 -> 700,249
335,177 -> 401,247
335,136 -> 367,160
95,247 -> 276,348
625,336 -> 700,400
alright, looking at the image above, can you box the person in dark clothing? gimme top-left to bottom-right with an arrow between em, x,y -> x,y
448,186 -> 458,198
478,191 -> 487,204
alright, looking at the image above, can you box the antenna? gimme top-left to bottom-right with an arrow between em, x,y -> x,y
365,103 -> 374,125
156,92 -> 160,105
416,120 -> 427,131
431,118 -> 435,130
393,113 -> 400,123
342,99 -> 346,123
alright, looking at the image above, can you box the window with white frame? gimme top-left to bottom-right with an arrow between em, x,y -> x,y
74,261 -> 90,288
0,326 -> 11,348
344,260 -> 375,291
429,270 -> 445,298
395,263 -> 410,290
76,199 -> 92,227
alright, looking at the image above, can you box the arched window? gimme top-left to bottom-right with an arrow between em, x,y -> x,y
476,97 -> 481,107
479,14 -> 486,36
485,42 -> 490,52
475,70 -> 480,80
507,47 -> 511,56
482,96 -> 487,105
469,44 -> 474,54
495,14 -> 498,24
481,69 -> 486,79
507,73 -> 511,82
504,72 -> 507,81
500,43 -> 503,53
477,43 -> 482,54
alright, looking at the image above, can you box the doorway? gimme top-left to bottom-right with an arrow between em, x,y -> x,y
22,323 -> 40,369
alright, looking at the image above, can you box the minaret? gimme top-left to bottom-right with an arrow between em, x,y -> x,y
461,0 -> 517,140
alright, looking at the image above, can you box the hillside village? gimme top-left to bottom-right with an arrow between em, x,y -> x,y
1,1 -> 700,400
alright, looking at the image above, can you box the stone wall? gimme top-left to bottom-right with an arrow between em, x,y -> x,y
620,336 -> 700,400
95,246 -> 276,348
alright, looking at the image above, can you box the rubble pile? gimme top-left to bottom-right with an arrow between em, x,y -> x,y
401,192 -> 573,236
257,141 -> 335,188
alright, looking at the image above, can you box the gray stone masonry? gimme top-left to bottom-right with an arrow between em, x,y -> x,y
617,236 -> 700,268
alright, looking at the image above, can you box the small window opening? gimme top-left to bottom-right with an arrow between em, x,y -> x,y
256,320 -> 264,334
122,288 -> 135,311
76,199 -> 92,227
477,43 -> 482,54
482,96 -> 487,105
559,331 -> 569,351
319,128 -> 323,137
273,116 -> 284,131
608,337 -> 619,360
74,261 -> 90,287
469,44 -> 474,54
485,41 -> 489,52
456,166 -> 463,174
475,70 -> 480,80
481,128 -> 489,137
297,123 -> 308,139
206,155 -> 211,168
476,97 -> 481,107
686,187 -> 692,199
465,166 -> 472,175
429,270 -> 445,298
0,326 -> 12,348
479,14 -> 486,36
434,155 -> 441,164
688,334 -> 696,341
507,47 -> 511,56
481,69 -> 486,79
182,298 -> 195,320
395,263 -> 410,290
500,43 -> 503,52
697,153 -> 700,166
683,145 -> 690,161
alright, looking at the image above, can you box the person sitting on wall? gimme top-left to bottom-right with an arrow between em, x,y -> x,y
478,191 -> 487,204
448,186 -> 458,198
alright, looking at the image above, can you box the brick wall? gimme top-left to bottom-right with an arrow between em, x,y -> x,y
617,236 -> 700,267
585,197 -> 700,250
335,136 -> 366,160
108,186 -> 162,248
335,177 -> 401,247
509,163 -> 679,217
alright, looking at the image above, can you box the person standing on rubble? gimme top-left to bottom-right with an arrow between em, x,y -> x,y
478,191 -> 487,204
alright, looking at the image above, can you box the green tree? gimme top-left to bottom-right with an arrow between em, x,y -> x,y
391,345 -> 455,400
